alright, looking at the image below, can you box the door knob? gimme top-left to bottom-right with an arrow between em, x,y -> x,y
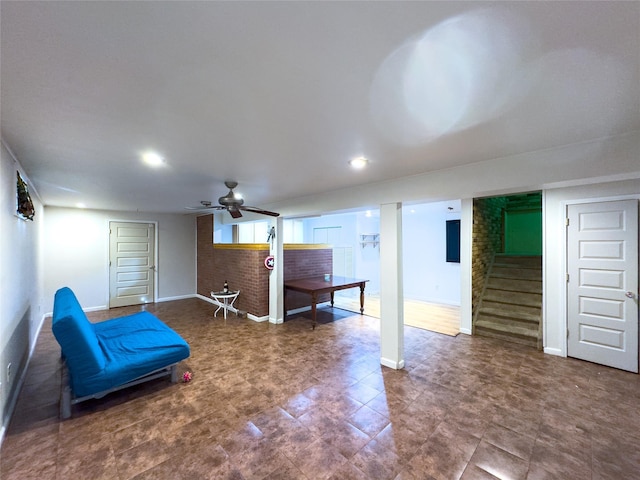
626,291 -> 636,299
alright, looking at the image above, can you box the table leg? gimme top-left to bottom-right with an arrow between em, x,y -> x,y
359,283 -> 365,314
284,287 -> 288,318
311,292 -> 317,330
330,291 -> 335,308
223,298 -> 228,320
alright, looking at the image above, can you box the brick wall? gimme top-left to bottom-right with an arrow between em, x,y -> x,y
196,217 -> 333,318
472,197 -> 505,317
196,215 -> 270,316
284,248 -> 333,311
212,245 -> 271,317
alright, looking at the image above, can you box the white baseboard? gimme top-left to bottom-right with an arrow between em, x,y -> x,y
84,305 -> 109,312
157,294 -> 196,303
544,347 -> 564,357
459,328 -> 472,335
286,302 -> 331,316
195,293 -> 213,303
43,303 -> 107,317
197,294 -> 270,322
380,357 -> 405,370
286,306 -> 311,315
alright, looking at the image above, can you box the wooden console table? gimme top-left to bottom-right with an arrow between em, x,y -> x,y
284,276 -> 369,329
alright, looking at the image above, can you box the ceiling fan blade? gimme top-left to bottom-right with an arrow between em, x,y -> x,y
228,206 -> 243,219
184,205 -> 224,211
240,206 -> 280,217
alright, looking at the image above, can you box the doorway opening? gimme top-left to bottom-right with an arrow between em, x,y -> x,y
472,192 -> 543,349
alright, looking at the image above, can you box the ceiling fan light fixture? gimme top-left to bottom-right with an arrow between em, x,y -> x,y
349,156 -> 368,169
186,181 -> 279,218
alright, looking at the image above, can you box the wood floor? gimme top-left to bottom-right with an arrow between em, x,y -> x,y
332,294 -> 460,336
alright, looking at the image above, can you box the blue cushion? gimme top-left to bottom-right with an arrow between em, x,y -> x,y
74,311 -> 190,397
52,287 -> 106,381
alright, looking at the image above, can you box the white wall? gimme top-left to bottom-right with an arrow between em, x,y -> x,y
402,201 -> 461,305
303,211 -> 382,294
43,207 -> 196,313
356,212 -> 382,295
542,178 -> 640,356
298,204 -> 463,304
0,141 -> 44,441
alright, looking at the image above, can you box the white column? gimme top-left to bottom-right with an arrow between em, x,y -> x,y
459,198 -> 473,335
269,216 -> 284,324
379,202 -> 404,369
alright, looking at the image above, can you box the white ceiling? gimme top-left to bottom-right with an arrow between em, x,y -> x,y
2,1 -> 639,215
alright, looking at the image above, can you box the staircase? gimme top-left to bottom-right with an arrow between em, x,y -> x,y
474,254 -> 542,349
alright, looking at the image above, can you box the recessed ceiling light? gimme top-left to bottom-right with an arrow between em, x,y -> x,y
141,151 -> 165,167
349,156 -> 368,169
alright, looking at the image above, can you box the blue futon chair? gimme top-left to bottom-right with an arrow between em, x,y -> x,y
51,287 -> 190,418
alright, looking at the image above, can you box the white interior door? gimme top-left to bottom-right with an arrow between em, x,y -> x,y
567,200 -> 638,372
109,222 -> 155,308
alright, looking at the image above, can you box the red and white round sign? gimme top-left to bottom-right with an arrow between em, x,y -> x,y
264,255 -> 275,270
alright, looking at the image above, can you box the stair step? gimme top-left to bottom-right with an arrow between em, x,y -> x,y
476,314 -> 539,332
474,254 -> 542,350
486,278 -> 542,294
479,302 -> 541,322
475,317 -> 539,348
483,289 -> 542,307
493,255 -> 542,268
491,267 -> 542,280
492,264 -> 542,273
475,326 -> 539,348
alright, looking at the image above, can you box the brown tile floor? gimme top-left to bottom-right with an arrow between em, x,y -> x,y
1,298 -> 640,480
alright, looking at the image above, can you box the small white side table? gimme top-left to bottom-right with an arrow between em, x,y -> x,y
210,290 -> 240,319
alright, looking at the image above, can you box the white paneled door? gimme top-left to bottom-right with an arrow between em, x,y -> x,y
567,200 -> 638,372
109,222 -> 155,308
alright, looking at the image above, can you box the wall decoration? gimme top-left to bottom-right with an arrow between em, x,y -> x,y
264,255 -> 275,270
16,170 -> 35,220
446,219 -> 460,263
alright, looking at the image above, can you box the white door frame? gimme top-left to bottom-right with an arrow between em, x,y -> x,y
107,219 -> 159,306
561,194 -> 640,361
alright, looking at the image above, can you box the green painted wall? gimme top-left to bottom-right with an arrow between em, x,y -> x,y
504,210 -> 542,255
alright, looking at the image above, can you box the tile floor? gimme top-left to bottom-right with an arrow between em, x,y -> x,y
1,298 -> 639,480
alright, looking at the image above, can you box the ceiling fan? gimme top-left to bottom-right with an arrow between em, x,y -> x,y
186,181 -> 279,219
